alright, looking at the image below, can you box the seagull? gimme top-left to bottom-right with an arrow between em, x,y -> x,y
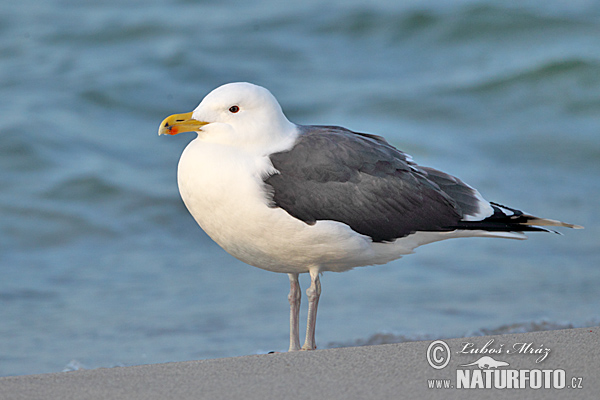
159,82 -> 582,351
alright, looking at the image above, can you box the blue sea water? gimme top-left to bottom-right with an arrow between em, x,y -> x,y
1,0 -> 599,376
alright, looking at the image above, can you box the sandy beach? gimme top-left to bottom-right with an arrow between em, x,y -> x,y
1,326 -> 597,400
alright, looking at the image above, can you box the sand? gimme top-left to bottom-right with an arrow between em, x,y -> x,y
1,326 -> 598,399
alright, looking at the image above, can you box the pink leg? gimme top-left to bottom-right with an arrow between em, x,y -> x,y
302,269 -> 321,350
288,273 -> 301,351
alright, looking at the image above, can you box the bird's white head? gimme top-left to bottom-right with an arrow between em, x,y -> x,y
159,82 -> 297,153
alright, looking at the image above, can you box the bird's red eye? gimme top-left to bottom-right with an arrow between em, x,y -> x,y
229,105 -> 240,113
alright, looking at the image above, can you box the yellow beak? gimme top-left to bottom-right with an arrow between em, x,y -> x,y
158,112 -> 209,136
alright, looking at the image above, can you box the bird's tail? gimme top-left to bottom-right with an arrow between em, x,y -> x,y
490,202 -> 583,231
452,202 -> 583,233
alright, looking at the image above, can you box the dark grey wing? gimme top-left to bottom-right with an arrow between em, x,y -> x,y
264,125 -> 463,242
418,167 -> 486,219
